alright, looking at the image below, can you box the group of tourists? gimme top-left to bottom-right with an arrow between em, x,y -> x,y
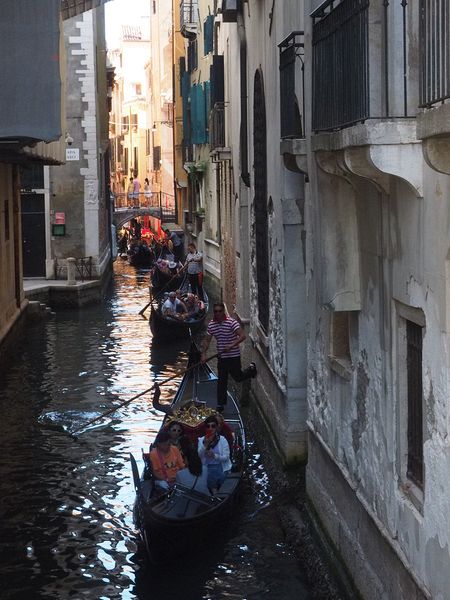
126,173 -> 152,206
162,290 -> 205,321
148,402 -> 233,496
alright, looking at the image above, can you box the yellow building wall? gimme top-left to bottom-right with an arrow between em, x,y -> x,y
0,164 -> 24,346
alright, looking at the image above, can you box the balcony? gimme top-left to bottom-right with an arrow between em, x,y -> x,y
180,0 -> 199,39
417,0 -> 450,175
310,0 -> 424,197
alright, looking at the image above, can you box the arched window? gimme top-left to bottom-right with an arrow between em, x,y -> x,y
253,69 -> 269,332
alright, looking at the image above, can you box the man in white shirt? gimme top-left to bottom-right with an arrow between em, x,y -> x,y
185,242 -> 204,300
162,291 -> 187,318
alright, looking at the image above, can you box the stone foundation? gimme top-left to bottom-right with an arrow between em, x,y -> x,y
306,430 -> 429,600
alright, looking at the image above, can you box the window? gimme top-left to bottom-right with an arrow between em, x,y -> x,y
135,83 -> 142,96
122,116 -> 129,134
4,197 -> 10,241
329,311 -> 354,380
131,114 -> 138,132
396,302 -> 425,506
153,146 -> 161,171
406,320 -> 424,489
187,39 -> 198,72
279,32 -> 304,139
253,69 -> 269,333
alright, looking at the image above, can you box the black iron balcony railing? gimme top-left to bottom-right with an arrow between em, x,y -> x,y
180,0 -> 199,38
312,0 -> 370,132
419,0 -> 450,107
209,102 -> 226,151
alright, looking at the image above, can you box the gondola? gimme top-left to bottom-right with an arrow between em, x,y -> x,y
149,277 -> 209,339
150,261 -> 185,293
128,244 -> 155,268
130,343 -> 245,564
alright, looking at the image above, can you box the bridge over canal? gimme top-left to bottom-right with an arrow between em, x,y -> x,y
112,191 -> 176,229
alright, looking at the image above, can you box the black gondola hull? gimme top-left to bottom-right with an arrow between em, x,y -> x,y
130,343 -> 245,564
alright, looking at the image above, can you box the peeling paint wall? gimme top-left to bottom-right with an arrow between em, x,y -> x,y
217,1 -> 308,462
307,128 -> 450,598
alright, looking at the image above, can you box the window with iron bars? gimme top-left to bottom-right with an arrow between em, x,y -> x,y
406,320 -> 424,489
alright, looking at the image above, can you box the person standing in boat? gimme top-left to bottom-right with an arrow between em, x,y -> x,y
164,228 -> 183,263
149,431 -> 185,491
185,242 -> 204,301
200,302 -> 257,412
198,416 -> 231,494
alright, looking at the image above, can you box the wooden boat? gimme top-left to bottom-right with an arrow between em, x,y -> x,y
130,343 -> 245,564
128,243 -> 155,268
150,262 -> 185,293
149,278 -> 209,339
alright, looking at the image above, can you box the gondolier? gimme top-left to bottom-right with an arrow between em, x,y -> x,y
200,302 -> 257,412
185,242 -> 204,301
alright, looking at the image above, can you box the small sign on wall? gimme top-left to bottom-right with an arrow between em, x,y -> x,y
55,212 -> 65,224
66,148 -> 80,161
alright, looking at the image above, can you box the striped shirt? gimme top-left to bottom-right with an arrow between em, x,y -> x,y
207,317 -> 241,358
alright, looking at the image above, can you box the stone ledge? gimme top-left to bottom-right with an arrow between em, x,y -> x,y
417,103 -> 450,140
312,119 -> 418,152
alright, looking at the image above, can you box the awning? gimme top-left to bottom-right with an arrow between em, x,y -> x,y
61,0 -> 113,20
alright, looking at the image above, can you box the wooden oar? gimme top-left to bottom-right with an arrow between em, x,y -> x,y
68,352 -> 219,437
138,263 -> 188,316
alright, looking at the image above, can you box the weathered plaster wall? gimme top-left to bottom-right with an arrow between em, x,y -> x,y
218,1 -> 308,462
307,144 -> 450,597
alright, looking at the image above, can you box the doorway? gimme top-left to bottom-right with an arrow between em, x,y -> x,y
21,193 -> 46,277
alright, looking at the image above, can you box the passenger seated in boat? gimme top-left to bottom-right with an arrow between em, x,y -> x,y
198,416 -> 232,494
175,439 -> 210,495
150,431 -> 185,491
162,291 -> 187,319
155,258 -> 171,277
197,412 -> 234,450
184,293 -> 200,321
167,421 -> 185,449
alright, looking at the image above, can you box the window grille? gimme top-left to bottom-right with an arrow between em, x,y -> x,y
419,0 -> 450,106
406,320 -> 424,489
312,0 -> 369,131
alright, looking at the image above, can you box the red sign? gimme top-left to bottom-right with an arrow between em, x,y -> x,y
55,212 -> 65,224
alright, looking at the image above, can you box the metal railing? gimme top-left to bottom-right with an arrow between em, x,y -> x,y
209,102 -> 226,151
180,0 -> 198,36
113,191 -> 176,222
419,0 -> 450,107
75,257 -> 93,282
55,256 -> 93,281
312,0 -> 370,132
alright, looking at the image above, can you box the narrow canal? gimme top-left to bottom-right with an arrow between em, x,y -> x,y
0,262 -> 315,600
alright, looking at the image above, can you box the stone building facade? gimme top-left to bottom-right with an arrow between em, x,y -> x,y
304,1 -> 450,598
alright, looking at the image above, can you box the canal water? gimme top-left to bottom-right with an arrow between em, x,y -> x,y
0,261 -> 312,600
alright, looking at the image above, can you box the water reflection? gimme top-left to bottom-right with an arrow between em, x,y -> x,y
0,262 -> 310,600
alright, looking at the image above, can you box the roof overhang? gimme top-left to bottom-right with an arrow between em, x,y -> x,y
61,0 -> 113,20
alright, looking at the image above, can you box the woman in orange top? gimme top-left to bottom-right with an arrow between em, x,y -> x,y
149,431 -> 185,491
